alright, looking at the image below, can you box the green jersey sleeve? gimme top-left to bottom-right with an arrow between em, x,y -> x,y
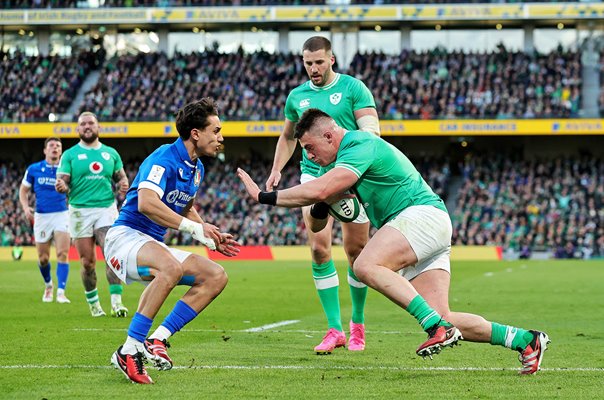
57,149 -> 73,176
284,91 -> 299,123
109,146 -> 124,173
334,131 -> 375,178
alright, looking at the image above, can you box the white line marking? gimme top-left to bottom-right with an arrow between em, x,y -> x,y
242,320 -> 300,332
0,364 -> 602,372
71,328 -> 422,335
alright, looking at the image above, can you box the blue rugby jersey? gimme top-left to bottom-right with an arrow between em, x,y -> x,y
113,138 -> 205,241
22,161 -> 68,213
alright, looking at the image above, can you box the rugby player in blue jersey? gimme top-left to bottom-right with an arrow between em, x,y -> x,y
104,98 -> 240,384
19,137 -> 71,304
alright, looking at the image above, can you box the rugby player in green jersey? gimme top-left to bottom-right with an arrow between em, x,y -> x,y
266,36 -> 380,354
239,109 -> 550,375
56,112 -> 130,318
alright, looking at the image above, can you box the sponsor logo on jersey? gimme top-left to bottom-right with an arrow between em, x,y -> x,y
148,165 -> 165,184
101,152 -> 111,161
299,99 -> 310,108
37,177 -> 55,185
78,154 -> 87,160
89,161 -> 103,174
330,93 -> 342,105
165,189 -> 195,207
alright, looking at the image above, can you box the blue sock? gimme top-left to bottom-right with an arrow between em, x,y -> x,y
127,312 -> 153,343
56,262 -> 69,290
161,300 -> 198,335
39,262 -> 51,284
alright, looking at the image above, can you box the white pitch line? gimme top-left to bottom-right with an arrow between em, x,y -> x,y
242,320 -> 300,332
0,364 -> 602,372
71,328 -> 422,335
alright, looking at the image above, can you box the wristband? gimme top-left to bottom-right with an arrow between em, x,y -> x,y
310,202 -> 330,219
258,191 -> 278,205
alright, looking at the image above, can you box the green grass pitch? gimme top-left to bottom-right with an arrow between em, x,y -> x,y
1,259 -> 603,399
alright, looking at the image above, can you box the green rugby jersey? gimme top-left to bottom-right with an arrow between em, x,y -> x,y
324,131 -> 447,228
57,142 -> 123,208
284,73 -> 376,177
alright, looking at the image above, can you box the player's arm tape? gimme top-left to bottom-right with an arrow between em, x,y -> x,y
310,202 -> 330,219
178,218 -> 216,250
258,191 -> 278,205
356,115 -> 380,136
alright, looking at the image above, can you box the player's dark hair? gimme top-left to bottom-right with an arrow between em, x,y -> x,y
44,137 -> 61,148
294,108 -> 332,139
175,98 -> 219,140
302,36 -> 332,53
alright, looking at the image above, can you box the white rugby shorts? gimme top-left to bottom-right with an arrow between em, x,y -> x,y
300,173 -> 369,224
69,204 -> 118,239
33,211 -> 69,243
104,225 -> 192,284
386,205 -> 452,281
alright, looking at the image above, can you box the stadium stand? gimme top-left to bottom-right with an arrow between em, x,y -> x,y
72,47 -> 582,122
0,51 -> 102,123
451,154 -> 604,259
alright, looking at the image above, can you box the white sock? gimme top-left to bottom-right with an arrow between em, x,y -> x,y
111,294 -> 122,306
122,336 -> 144,355
148,325 -> 172,342
45,281 -> 53,288
57,288 -> 65,296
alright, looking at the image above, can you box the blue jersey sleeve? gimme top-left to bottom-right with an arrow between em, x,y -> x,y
137,161 -> 170,198
23,165 -> 35,186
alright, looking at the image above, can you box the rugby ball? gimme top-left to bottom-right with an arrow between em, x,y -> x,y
328,196 -> 361,223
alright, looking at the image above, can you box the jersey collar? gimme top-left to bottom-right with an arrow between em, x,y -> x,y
309,73 -> 340,91
78,142 -> 102,150
174,137 -> 196,168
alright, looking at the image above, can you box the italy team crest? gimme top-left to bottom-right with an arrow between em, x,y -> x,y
194,169 -> 201,186
330,93 -> 342,105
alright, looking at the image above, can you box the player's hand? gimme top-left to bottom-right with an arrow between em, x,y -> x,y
324,191 -> 355,205
202,222 -> 222,247
23,207 -> 34,224
215,233 -> 241,257
55,178 -> 69,193
118,178 -> 129,195
237,168 -> 261,202
265,170 -> 281,191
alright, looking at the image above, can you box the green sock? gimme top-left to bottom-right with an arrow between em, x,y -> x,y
312,260 -> 342,332
85,288 -> 99,305
407,295 -> 443,331
109,284 -> 123,295
490,322 -> 534,351
348,266 -> 367,324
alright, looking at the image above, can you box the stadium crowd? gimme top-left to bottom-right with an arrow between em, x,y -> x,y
0,47 -> 584,122
6,151 -> 603,258
452,154 -> 604,259
72,47 -> 581,122
0,50 -> 101,123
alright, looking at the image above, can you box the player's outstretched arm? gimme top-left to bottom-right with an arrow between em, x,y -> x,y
238,167 -> 357,207
266,119 -> 297,191
113,168 -> 129,195
55,173 -> 70,193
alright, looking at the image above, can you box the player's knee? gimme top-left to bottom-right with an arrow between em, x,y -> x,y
56,250 -> 68,263
38,255 -> 50,266
159,261 -> 184,286
351,258 -> 373,286
206,264 -> 228,296
80,257 -> 95,270
309,240 -> 331,263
